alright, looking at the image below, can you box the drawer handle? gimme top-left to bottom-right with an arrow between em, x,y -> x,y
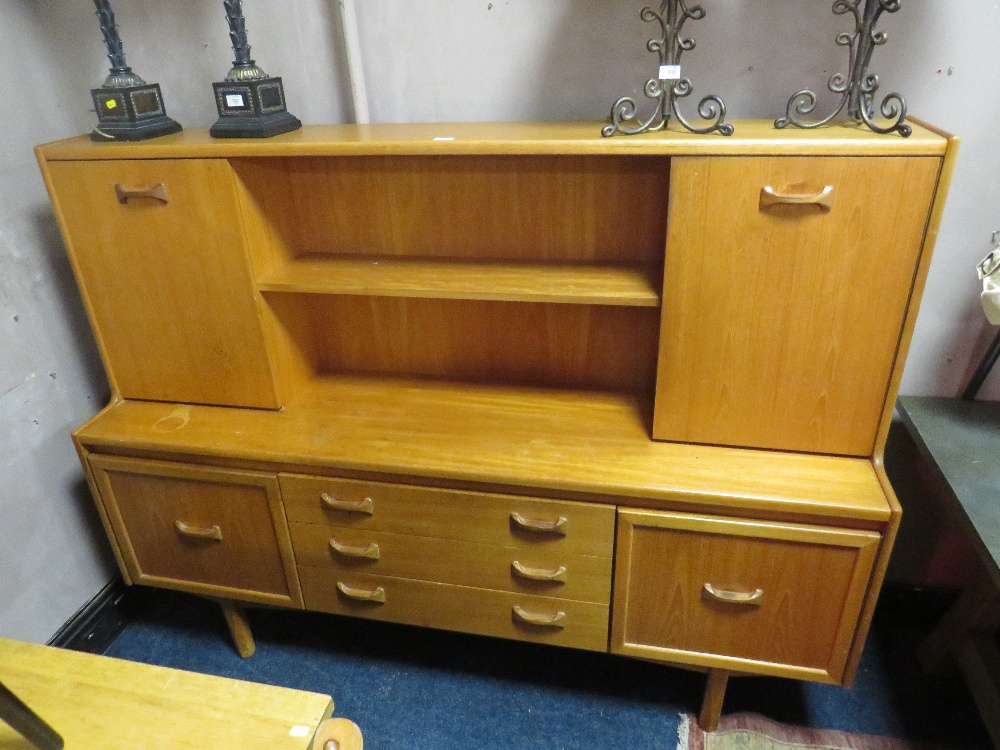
512,605 -> 565,628
511,561 -> 567,583
330,538 -> 381,560
174,520 -> 222,541
336,581 -> 386,604
760,185 -> 834,212
321,493 -> 374,515
510,512 -> 567,536
703,583 -> 764,606
115,183 -> 169,205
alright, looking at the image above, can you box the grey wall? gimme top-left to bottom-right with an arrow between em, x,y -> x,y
2,1 -> 997,641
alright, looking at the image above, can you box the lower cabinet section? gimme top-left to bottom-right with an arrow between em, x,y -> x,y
88,455 -> 303,608
611,509 -> 881,682
298,567 -> 611,652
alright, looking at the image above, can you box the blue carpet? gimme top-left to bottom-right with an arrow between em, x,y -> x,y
103,590 -> 990,749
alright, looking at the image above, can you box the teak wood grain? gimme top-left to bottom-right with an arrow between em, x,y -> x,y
76,377 -> 892,524
289,523 -> 613,603
257,257 -> 662,307
612,509 -> 880,681
89,455 -> 302,607
298,567 -> 611,652
43,159 -> 279,408
0,638 -> 335,750
654,156 -> 941,456
233,155 -> 670,265
36,121 -> 950,161
271,295 -> 660,392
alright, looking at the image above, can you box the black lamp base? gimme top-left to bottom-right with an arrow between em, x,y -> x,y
210,77 -> 301,139
90,83 -> 182,142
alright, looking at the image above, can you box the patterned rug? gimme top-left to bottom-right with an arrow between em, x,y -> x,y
677,713 -> 933,750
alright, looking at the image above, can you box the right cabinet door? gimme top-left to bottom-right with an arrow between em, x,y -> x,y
654,156 -> 941,455
611,509 -> 881,683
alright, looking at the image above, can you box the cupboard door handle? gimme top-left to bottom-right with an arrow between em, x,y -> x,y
115,183 -> 169,205
510,512 -> 567,536
321,493 -> 374,515
174,520 -> 222,541
511,561 -> 567,583
760,185 -> 834,212
703,583 -> 764,606
512,606 -> 565,628
330,538 -> 381,560
336,581 -> 386,604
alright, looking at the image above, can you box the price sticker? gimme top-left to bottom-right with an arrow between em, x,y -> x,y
659,65 -> 681,80
226,93 -> 246,108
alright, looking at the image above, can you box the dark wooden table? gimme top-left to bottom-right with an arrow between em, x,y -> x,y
897,396 -> 1000,747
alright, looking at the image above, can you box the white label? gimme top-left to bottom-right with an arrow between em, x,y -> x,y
225,93 -> 246,108
659,65 -> 681,80
433,136 -> 455,141
288,726 -> 311,737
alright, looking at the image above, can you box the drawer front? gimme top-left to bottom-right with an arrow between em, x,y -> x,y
290,523 -> 612,604
46,159 -> 279,409
280,474 -> 615,557
654,155 -> 941,456
612,509 -> 880,682
90,455 -> 302,607
299,567 -> 610,652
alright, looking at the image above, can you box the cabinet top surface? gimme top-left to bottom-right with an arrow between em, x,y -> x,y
77,377 -> 892,524
37,120 -> 949,160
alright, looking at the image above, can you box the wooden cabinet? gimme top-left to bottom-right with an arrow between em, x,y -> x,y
36,120 -> 957,729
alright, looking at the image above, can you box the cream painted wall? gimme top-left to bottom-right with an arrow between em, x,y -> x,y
2,1 -> 997,640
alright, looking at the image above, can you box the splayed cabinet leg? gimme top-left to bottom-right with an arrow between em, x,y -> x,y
699,669 -> 729,731
220,600 -> 256,658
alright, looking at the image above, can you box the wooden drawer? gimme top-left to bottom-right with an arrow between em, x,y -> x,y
611,509 -> 881,682
299,567 -> 610,652
289,523 -> 612,604
280,474 -> 615,557
90,455 -> 302,607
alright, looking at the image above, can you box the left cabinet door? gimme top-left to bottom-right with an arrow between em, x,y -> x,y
89,455 -> 302,608
45,159 -> 279,408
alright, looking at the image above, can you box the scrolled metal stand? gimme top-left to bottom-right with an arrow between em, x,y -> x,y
603,0 -> 732,137
776,0 -> 911,138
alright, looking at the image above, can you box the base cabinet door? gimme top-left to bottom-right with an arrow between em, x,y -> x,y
89,455 -> 302,607
611,509 -> 881,683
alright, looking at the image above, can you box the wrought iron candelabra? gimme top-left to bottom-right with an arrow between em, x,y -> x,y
603,0 -> 732,137
89,0 -> 181,141
210,0 -> 301,138
776,0 -> 911,137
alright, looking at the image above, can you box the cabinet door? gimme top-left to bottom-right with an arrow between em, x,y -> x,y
47,159 -> 279,408
90,455 -> 301,607
654,156 -> 940,455
611,509 -> 880,683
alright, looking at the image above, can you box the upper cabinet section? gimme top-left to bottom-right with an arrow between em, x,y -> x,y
43,159 -> 280,409
654,155 -> 942,456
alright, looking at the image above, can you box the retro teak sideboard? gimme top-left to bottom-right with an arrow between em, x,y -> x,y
36,120 -> 957,729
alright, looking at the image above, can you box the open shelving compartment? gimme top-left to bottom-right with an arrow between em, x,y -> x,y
233,152 -> 672,420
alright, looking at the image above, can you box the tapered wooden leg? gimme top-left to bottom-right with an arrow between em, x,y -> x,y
699,669 -> 729,731
219,600 -> 256,658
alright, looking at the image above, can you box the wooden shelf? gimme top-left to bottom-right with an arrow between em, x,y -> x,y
257,257 -> 661,307
76,376 -> 891,524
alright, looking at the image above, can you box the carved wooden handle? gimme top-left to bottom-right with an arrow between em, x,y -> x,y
510,512 -> 567,536
703,583 -> 764,606
760,185 -> 834,212
115,183 -> 169,205
511,561 -> 567,583
330,538 -> 381,560
512,605 -> 565,628
336,582 -> 386,604
321,493 -> 374,515
174,520 -> 222,541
